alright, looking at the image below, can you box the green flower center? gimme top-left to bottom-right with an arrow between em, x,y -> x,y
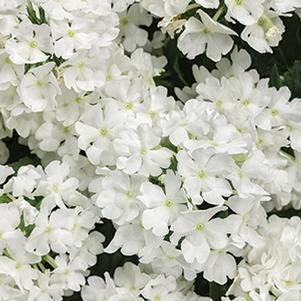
271,108 -> 279,117
235,0 -> 244,5
99,128 -> 108,137
198,169 -> 206,179
164,199 -> 174,208
4,57 -> 11,64
67,30 -> 76,38
44,226 -> 53,234
241,99 -> 250,107
74,96 -> 81,104
124,102 -> 133,110
196,223 -> 205,232
36,80 -> 45,88
202,27 -> 211,34
121,17 -> 129,26
214,99 -> 223,109
140,147 -> 147,156
126,191 -> 134,199
29,40 -> 38,48
257,15 -> 273,30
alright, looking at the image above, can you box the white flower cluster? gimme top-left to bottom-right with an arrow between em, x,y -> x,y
224,215 -> 301,301
0,0 -> 300,301
0,161 -> 104,300
96,48 -> 301,287
140,0 -> 301,60
82,262 -> 211,301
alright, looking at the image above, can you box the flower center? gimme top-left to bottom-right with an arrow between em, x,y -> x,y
124,102 -> 133,110
121,17 -> 129,26
257,15 -> 273,30
235,0 -> 243,5
140,147 -> 147,156
241,99 -> 250,107
271,108 -> 279,117
67,30 -> 76,38
126,191 -> 134,199
202,27 -> 211,34
29,40 -> 38,48
164,199 -> 174,208
36,80 -> 45,88
214,99 -> 223,109
44,226 -> 53,234
74,96 -> 81,104
195,223 -> 205,232
99,128 -> 108,137
198,169 -> 206,179
15,262 -> 22,270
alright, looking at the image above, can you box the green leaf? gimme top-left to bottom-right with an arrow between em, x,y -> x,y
18,214 -> 35,237
9,157 -> 38,173
269,64 -> 281,88
0,195 -> 12,204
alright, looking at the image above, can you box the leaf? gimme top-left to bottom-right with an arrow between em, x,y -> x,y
8,157 -> 39,173
269,64 -> 281,88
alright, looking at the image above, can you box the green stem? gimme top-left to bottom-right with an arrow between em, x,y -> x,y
43,255 -> 57,269
37,262 -> 46,273
213,4 -> 226,21
280,150 -> 295,162
6,193 -> 14,201
185,3 -> 201,13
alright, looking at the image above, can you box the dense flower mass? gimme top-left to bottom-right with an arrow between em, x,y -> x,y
0,0 -> 300,301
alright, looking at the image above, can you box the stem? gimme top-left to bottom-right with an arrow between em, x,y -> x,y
280,150 -> 295,162
38,262 -> 46,273
6,193 -> 14,201
185,3 -> 201,13
43,255 -> 57,269
213,4 -> 226,21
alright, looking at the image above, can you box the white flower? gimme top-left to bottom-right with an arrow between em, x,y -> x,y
114,124 -> 172,176
0,165 -> 14,184
34,160 -> 80,209
119,3 -> 152,52
0,203 -> 20,254
51,17 -> 97,59
81,274 -> 118,301
203,249 -> 236,284
225,0 -> 265,25
75,103 -> 124,166
0,235 -> 40,290
141,274 -> 179,301
170,206 -> 228,264
62,48 -> 109,92
138,170 -> 187,236
19,62 -> 60,112
69,231 -> 105,270
25,208 -> 74,256
96,170 -> 145,225
272,0 -> 301,13
5,21 -> 53,64
178,10 -> 237,61
27,271 -> 63,301
52,255 -> 85,292
161,99 -> 209,147
176,149 -> 233,205
0,51 -> 23,91
195,0 -> 219,9
241,13 -> 285,53
114,262 -> 150,296
4,165 -> 41,198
